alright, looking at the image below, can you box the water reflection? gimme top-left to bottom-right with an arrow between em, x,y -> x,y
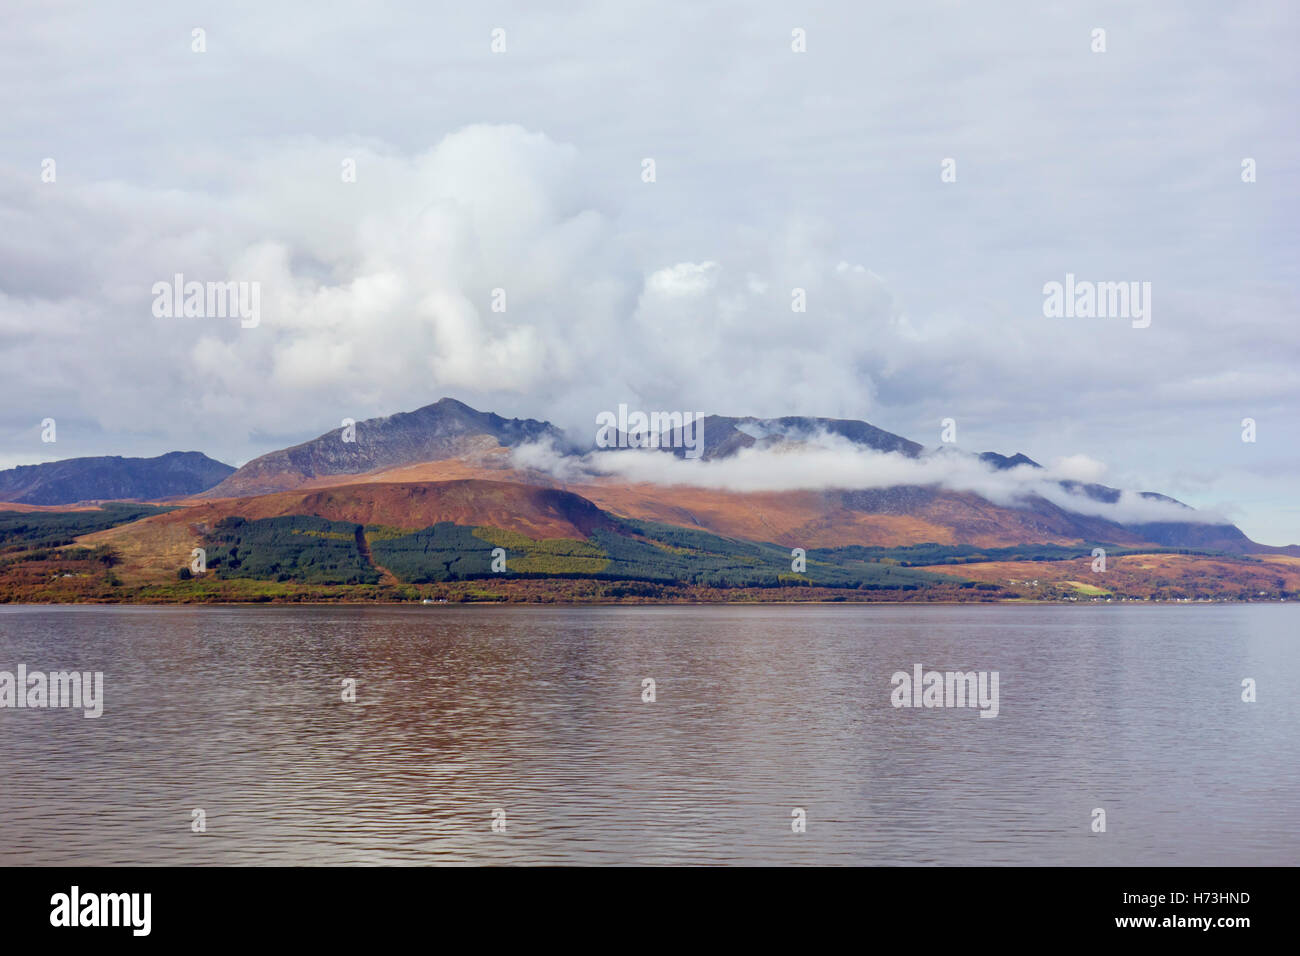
0,604 -> 1294,865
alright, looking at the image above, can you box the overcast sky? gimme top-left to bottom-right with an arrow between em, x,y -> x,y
1,0 -> 1297,542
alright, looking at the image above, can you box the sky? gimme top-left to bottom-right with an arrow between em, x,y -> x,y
1,0 -> 1297,542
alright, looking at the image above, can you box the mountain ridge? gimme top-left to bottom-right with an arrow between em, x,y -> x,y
0,451 -> 233,505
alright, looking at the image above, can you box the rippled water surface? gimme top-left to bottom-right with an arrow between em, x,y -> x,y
0,604 -> 1295,865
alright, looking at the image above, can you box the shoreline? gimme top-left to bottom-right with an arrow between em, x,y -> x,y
2,597 -> 1288,608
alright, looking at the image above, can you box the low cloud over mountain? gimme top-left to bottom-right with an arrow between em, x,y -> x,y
511,428 -> 1225,528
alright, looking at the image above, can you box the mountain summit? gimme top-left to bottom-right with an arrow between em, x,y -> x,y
204,398 -> 564,498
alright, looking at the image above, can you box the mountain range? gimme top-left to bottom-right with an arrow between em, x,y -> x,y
2,397 -> 1296,603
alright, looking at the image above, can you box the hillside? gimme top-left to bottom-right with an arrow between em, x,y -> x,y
566,481 -> 1158,550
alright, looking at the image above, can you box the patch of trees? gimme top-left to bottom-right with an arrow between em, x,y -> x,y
368,522 -> 498,582
0,504 -> 172,551
204,515 -> 379,585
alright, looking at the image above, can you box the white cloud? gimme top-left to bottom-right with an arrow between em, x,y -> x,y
1049,455 -> 1108,484
511,431 -> 1226,526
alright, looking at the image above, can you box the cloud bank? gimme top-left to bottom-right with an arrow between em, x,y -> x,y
510,432 -> 1228,526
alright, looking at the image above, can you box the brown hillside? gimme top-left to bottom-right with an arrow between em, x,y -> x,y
0,501 -> 104,513
80,479 -> 617,584
564,481 -> 1152,549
